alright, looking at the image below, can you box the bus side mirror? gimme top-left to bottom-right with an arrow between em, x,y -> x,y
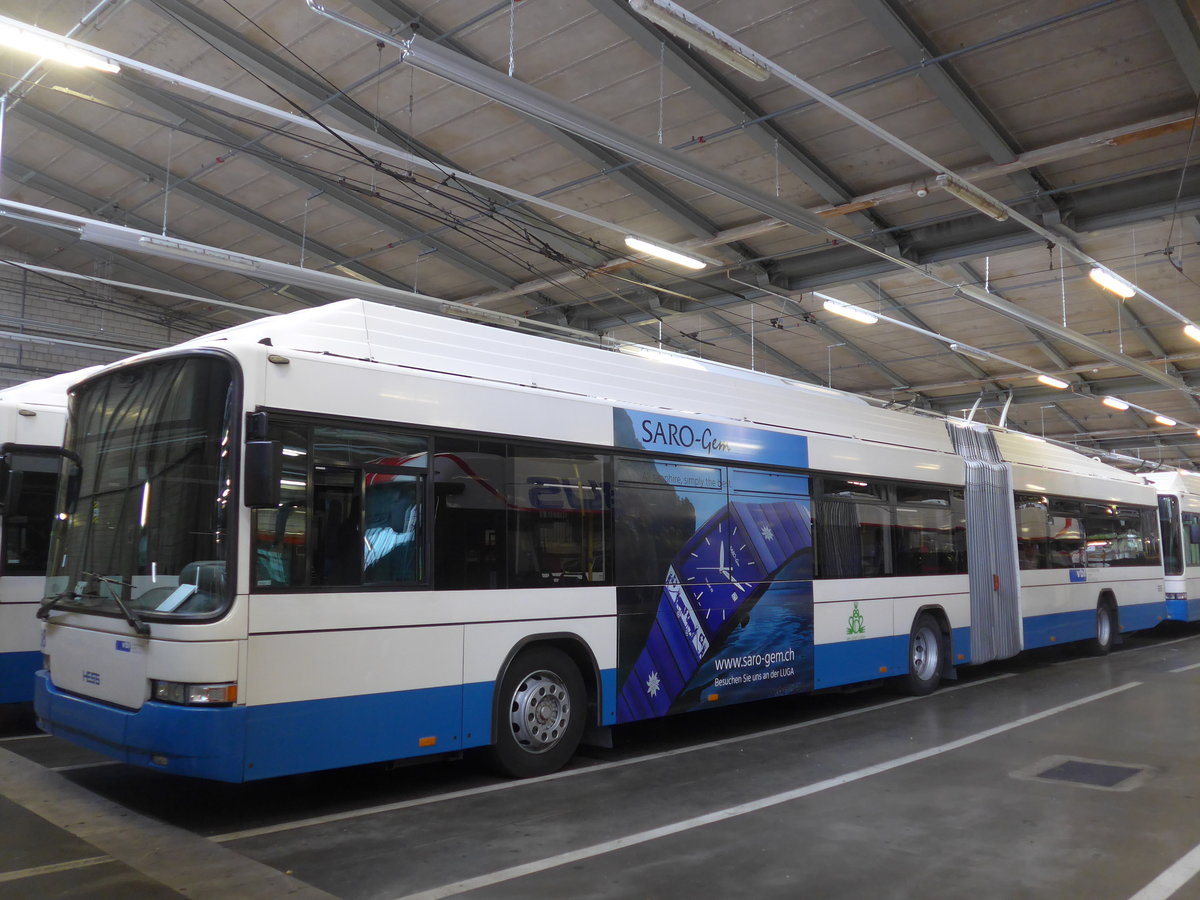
243,441 -> 281,507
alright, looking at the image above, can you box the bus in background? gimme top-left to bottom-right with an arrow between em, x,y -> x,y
32,300 -> 1164,781
0,368 -> 100,704
1149,470 -> 1200,621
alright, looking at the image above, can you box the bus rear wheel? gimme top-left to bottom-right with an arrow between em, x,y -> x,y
487,647 -> 585,778
904,612 -> 945,696
1087,602 -> 1115,656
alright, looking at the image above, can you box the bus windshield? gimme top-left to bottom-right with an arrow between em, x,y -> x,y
43,355 -> 235,622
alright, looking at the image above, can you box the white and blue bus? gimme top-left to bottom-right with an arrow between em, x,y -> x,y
34,299 -> 1165,780
1149,470 -> 1200,621
0,369 -> 100,704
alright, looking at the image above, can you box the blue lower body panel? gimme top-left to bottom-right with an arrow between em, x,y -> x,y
1024,601 -> 1166,649
814,635 -> 906,689
1119,600 -> 1166,632
36,667 -> 619,782
0,650 -> 40,704
1166,595 -> 1200,622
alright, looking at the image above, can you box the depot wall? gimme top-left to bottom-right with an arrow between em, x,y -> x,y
0,254 -> 197,387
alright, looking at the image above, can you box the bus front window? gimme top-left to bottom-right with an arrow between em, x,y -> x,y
44,356 -> 235,620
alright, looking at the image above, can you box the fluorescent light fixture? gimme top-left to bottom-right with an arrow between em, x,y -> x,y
1036,374 -> 1069,390
1088,267 -> 1136,299
623,235 -> 706,270
138,235 -> 263,273
1155,414 -> 1178,427
948,342 -> 988,361
0,21 -> 120,73
627,0 -> 770,81
821,297 -> 878,325
1185,323 -> 1200,343
1101,396 -> 1130,411
934,174 -> 1008,222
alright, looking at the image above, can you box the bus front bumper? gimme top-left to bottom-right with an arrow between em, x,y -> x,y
33,670 -> 248,782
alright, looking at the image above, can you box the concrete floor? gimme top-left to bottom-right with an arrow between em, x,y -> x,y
4,624 -> 1200,899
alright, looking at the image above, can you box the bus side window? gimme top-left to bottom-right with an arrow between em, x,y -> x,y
2,452 -> 60,575
1014,494 -> 1050,570
433,438 -> 508,591
508,447 -> 609,588
815,478 -> 892,578
1185,512 -> 1200,566
311,467 -> 361,586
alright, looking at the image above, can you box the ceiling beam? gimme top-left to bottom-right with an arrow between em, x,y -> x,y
1148,0 -> 1200,94
588,0 -> 892,241
13,103 -> 447,292
852,0 -> 1061,220
143,0 -> 616,275
346,0 -> 767,271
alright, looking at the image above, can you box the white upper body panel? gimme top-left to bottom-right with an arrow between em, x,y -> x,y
88,299 -> 1141,496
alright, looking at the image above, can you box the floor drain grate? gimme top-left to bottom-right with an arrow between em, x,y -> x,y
1011,755 -> 1153,792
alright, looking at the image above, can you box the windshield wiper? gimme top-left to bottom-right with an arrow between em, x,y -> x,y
37,588 -> 93,620
78,571 -> 152,636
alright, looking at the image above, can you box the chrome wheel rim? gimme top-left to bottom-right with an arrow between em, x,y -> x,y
911,625 -> 940,681
508,669 -> 571,754
1097,608 -> 1112,647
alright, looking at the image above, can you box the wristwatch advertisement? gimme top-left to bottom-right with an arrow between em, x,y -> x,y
613,408 -> 814,723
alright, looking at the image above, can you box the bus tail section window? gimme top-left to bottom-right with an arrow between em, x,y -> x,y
1081,504 -> 1159,567
1048,499 -> 1084,568
1015,494 -> 1050,570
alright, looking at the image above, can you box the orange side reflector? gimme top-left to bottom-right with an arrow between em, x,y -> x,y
418,736 -> 437,748
879,666 -> 888,673
1049,636 -> 1057,643
993,574 -> 1001,591
957,654 -> 965,661
707,693 -> 719,702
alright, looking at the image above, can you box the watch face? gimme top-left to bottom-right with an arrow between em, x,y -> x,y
674,514 -> 756,634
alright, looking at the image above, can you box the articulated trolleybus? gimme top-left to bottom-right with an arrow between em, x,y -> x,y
0,369 -> 100,704
35,300 -> 1164,781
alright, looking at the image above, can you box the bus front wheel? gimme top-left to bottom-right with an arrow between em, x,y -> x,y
904,612 -> 945,696
487,647 -> 586,778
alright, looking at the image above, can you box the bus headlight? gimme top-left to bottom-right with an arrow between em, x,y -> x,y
150,680 -> 237,706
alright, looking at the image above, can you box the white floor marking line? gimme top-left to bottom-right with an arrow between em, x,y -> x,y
1170,662 -> 1200,673
211,673 -> 1014,844
0,733 -> 51,743
0,856 -> 111,884
48,760 -> 124,773
396,682 -> 1142,900
1129,842 -> 1200,900
1052,632 -> 1200,666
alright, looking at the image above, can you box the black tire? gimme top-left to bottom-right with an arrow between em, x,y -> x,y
486,646 -> 586,778
1087,602 -> 1115,656
904,612 -> 945,696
